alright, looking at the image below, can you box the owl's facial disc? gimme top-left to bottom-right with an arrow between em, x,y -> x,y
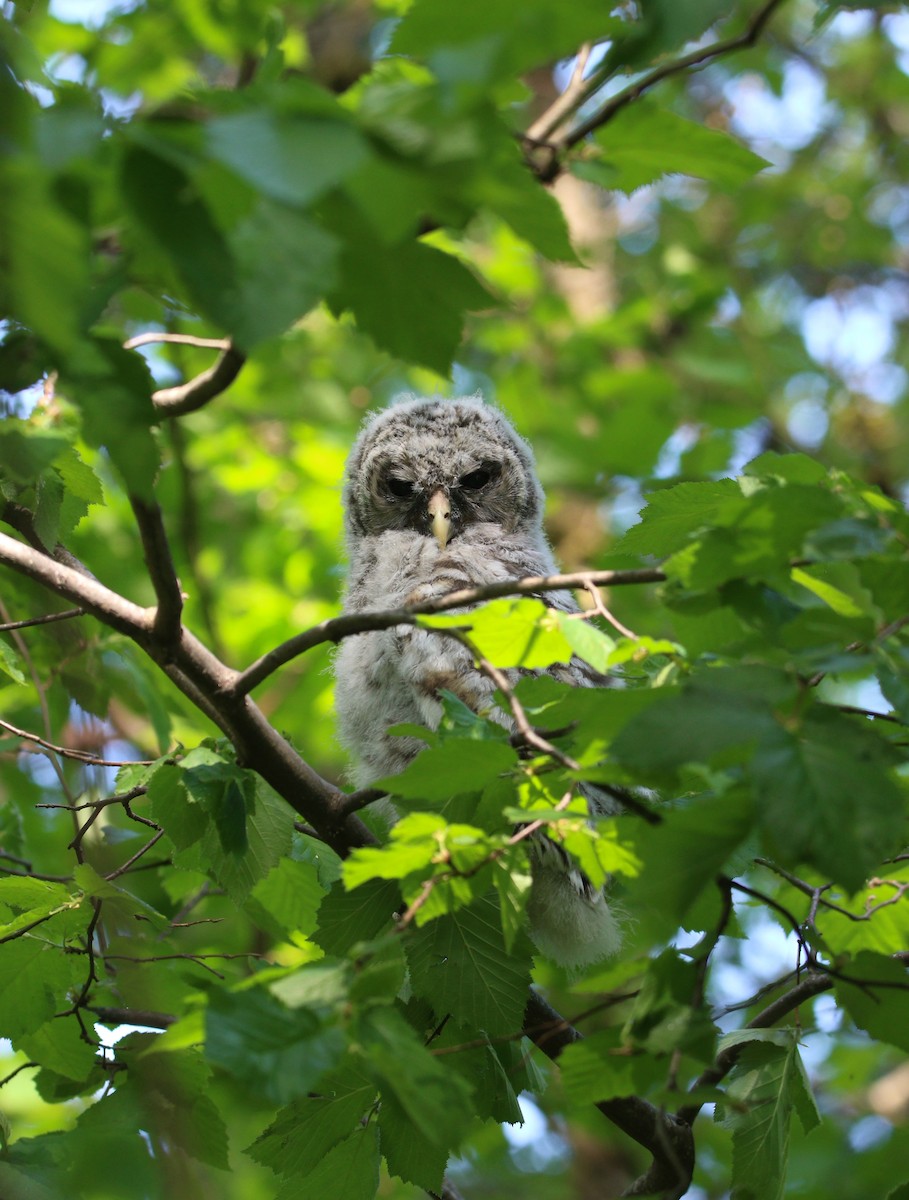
427,490 -> 451,549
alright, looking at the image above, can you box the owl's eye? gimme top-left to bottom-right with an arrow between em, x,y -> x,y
386,477 -> 414,499
459,466 -> 496,491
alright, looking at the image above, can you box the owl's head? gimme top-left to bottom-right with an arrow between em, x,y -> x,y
343,396 -> 545,548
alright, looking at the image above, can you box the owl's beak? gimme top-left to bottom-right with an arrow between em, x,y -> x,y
428,490 -> 451,549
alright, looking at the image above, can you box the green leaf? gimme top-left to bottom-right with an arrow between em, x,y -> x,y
878,661 -> 909,723
597,0 -> 733,75
790,564 -> 876,619
148,762 -> 208,851
205,987 -> 345,1105
34,470 -> 64,549
275,1126 -> 380,1200
207,107 -> 367,207
835,952 -> 909,1052
612,668 -> 794,777
0,638 -> 26,684
491,856 -> 532,953
344,813 -> 444,888
406,897 -> 532,1036
19,1017 -> 97,1082
430,1017 -> 526,1123
720,1036 -> 818,1200
248,857 -> 324,940
589,101 -> 769,194
123,143 -> 333,350
0,878 -> 82,944
221,198 -> 339,347
814,867 -> 909,957
474,146 -> 577,262
621,792 -> 753,937
313,878 -> 400,957
0,426 -> 70,486
377,738 -> 516,802
623,950 -> 717,1061
378,1091 -> 449,1192
213,778 -> 249,855
349,936 -> 408,1007
63,338 -> 159,497
559,1028 -> 664,1105
331,234 -> 493,374
121,144 -> 237,328
423,598 -> 574,668
0,939 -> 81,1039
745,452 -> 830,486
118,1041 -> 230,1170
752,709 -> 904,891
358,1005 -> 472,1146
4,163 -> 91,355
179,778 -> 293,904
436,689 -> 509,741
248,1062 -> 376,1177
617,479 -> 740,556
392,0 -> 618,79
270,962 -> 351,1011
556,613 -> 616,673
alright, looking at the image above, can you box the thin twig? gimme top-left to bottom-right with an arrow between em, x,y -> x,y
755,858 -> 909,922
727,876 -> 814,964
232,567 -> 665,695
99,950 -> 262,980
105,830 -> 166,881
0,1062 -> 38,1088
583,580 -> 639,640
835,703 -> 905,726
37,786 -> 149,814
0,718 -> 151,766
0,608 -> 84,633
0,904 -> 80,945
67,900 -> 103,1034
69,803 -> 105,854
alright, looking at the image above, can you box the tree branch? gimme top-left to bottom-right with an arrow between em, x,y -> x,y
125,333 -> 232,352
232,567 -> 665,696
129,496 -> 184,643
525,40 -> 595,145
524,0 -> 788,181
676,971 -> 834,1126
89,1006 -> 176,1029
0,531 -> 153,638
524,991 -> 695,1199
150,343 -> 246,417
0,529 -> 375,857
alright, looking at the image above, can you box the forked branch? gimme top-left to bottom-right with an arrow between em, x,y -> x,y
524,0 -> 788,180
232,567 -> 665,695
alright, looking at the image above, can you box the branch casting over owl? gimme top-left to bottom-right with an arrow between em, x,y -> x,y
334,396 -> 621,967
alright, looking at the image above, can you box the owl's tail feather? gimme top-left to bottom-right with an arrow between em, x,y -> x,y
526,845 -> 623,970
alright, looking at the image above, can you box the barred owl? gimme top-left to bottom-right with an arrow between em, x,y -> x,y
334,396 -> 621,968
